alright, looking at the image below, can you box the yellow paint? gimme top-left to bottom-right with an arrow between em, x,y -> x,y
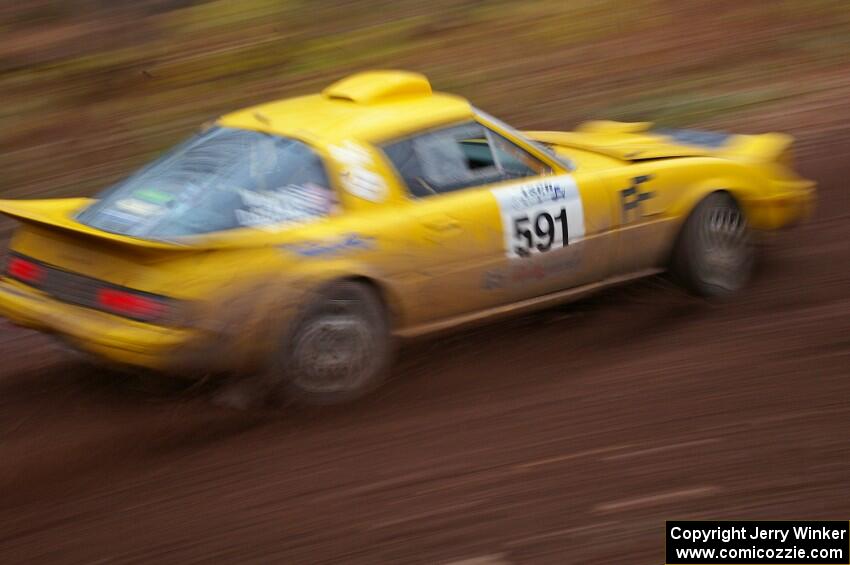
0,71 -> 816,374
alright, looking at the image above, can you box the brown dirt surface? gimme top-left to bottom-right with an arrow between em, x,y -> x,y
0,135 -> 848,563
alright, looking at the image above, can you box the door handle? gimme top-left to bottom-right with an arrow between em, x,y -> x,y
422,216 -> 461,232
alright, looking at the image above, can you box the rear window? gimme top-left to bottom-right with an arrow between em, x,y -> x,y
77,127 -> 337,238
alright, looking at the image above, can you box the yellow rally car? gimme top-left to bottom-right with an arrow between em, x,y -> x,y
0,71 -> 814,404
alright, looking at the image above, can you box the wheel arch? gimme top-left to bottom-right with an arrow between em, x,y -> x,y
329,274 -> 404,332
668,176 -> 758,223
666,186 -> 746,269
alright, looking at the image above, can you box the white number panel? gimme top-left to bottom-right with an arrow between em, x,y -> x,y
491,175 -> 585,260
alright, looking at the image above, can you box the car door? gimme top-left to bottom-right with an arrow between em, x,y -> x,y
381,120 -> 613,325
484,135 -> 614,303
380,121 -> 517,324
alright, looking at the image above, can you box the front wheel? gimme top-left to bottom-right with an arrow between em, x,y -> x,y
670,192 -> 755,297
272,281 -> 391,405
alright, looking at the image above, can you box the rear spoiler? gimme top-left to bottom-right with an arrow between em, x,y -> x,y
719,132 -> 794,163
0,198 -> 194,251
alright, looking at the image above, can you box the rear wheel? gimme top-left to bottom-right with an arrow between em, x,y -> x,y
671,192 -> 754,297
273,281 -> 391,405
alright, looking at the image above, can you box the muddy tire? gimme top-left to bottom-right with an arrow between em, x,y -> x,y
671,192 -> 754,297
273,281 -> 391,405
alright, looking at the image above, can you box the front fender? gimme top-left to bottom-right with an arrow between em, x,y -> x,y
666,169 -> 770,231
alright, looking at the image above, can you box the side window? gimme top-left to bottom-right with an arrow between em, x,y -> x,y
383,122 -> 551,198
488,131 -> 552,178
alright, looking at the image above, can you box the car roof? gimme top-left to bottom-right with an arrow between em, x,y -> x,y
217,70 -> 474,147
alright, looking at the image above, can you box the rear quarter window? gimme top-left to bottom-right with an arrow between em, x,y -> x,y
78,127 -> 339,239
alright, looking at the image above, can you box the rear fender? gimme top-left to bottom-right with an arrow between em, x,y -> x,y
203,258 -> 405,370
285,259 -> 406,330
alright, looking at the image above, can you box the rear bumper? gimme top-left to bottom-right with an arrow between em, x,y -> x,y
743,179 -> 816,230
0,277 -> 209,374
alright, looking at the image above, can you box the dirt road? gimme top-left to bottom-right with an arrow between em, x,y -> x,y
0,141 -> 848,564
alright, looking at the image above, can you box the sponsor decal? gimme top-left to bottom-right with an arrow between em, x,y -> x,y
236,183 -> 336,229
329,141 -> 388,203
114,198 -> 162,217
111,188 -> 176,220
482,246 -> 582,290
491,175 -> 585,260
133,188 -> 174,205
620,174 -> 655,222
280,233 -> 375,257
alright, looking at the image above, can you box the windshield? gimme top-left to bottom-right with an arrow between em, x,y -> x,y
77,127 -> 338,239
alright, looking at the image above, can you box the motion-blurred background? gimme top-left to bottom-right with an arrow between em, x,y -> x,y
2,1 -> 849,206
1,1 -> 849,563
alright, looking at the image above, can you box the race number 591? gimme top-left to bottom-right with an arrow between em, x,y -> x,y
512,208 -> 569,257
492,175 -> 586,261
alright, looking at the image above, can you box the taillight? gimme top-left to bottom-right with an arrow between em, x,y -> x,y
97,288 -> 169,322
7,256 -> 45,285
4,253 -> 181,325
